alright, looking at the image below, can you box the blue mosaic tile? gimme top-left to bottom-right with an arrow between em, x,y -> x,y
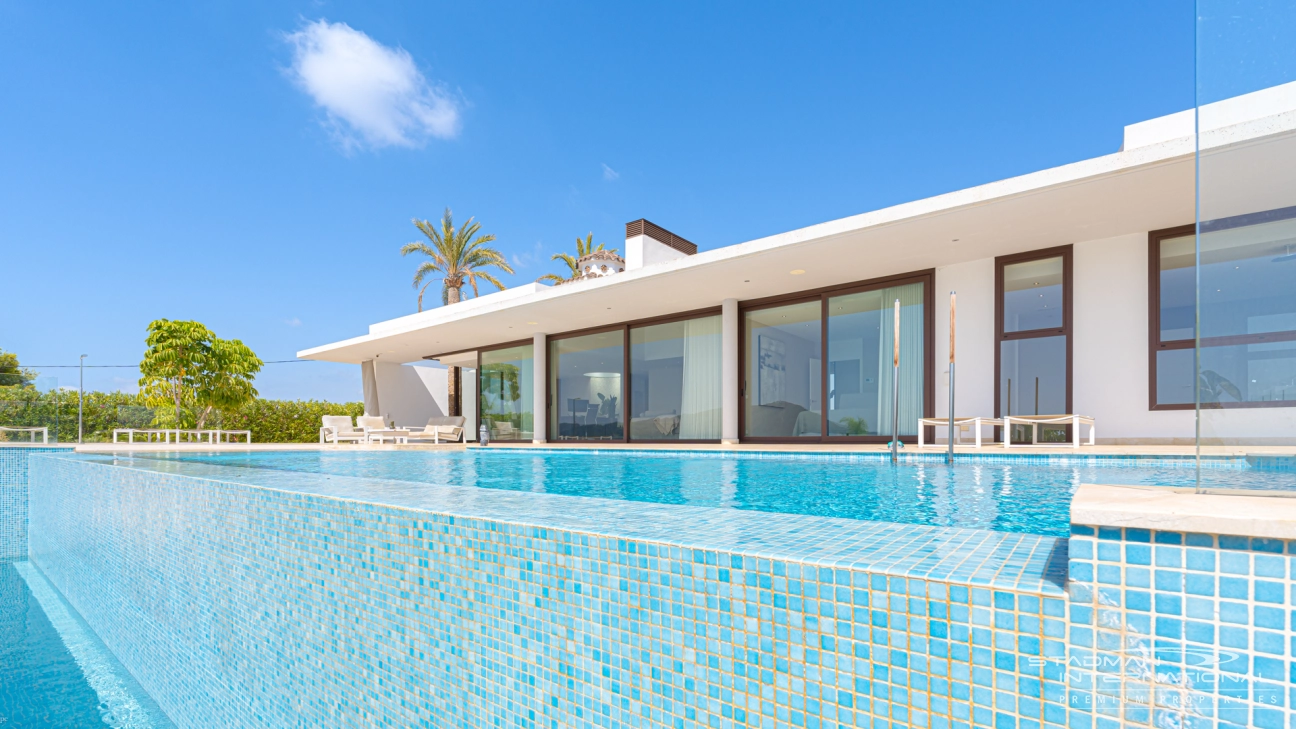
8,449 -> 1295,729
0,446 -> 75,559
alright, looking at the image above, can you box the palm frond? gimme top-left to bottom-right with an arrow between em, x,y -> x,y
469,270 -> 507,293
404,207 -> 513,310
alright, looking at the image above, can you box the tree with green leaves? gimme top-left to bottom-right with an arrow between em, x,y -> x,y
537,233 -> 617,284
0,348 -> 36,389
138,320 -> 263,428
401,208 -> 514,311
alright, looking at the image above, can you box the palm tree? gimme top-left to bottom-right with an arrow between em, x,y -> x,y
537,233 -> 618,284
401,208 -> 515,311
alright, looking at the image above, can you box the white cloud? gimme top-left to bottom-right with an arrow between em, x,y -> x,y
511,240 -> 546,269
285,20 -> 461,151
601,163 -> 620,181
284,317 -> 303,326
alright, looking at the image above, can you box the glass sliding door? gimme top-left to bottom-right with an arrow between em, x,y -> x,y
550,330 -> 625,440
629,315 -> 722,440
826,281 -> 925,437
995,248 -> 1071,443
742,301 -> 822,438
478,344 -> 532,440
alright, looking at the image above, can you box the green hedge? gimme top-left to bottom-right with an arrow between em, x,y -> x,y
210,400 -> 365,443
0,387 -> 363,444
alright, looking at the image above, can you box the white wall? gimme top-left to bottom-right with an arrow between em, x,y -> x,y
1073,234 -> 1192,442
373,362 -> 448,428
626,235 -> 690,270
934,259 -> 996,427
933,235 -> 1296,444
1069,233 -> 1293,444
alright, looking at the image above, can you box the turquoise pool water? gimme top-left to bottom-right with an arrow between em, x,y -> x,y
140,449 -> 1295,538
0,560 -> 172,728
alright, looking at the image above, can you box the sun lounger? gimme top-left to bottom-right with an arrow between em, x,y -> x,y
916,417 -> 1004,448
0,426 -> 48,443
113,428 -> 217,444
1002,414 -> 1095,448
319,416 -> 366,444
405,416 -> 466,443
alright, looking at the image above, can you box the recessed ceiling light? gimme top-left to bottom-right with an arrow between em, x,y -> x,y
790,269 -> 806,275
527,321 -> 538,325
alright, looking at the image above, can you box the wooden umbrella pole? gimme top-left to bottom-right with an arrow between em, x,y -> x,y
948,291 -> 956,464
891,298 -> 901,464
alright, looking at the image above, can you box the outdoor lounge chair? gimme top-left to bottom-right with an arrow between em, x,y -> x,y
404,416 -> 466,444
1002,414 -> 1095,448
320,415 -> 366,444
916,417 -> 1004,448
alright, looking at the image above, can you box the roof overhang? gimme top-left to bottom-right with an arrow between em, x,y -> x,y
300,83 -> 1296,365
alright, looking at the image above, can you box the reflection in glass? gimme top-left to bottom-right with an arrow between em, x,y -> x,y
1158,216 -> 1296,406
1000,336 -> 1067,442
743,301 -> 821,437
479,345 -> 532,440
826,283 -> 924,436
629,316 -> 722,440
1002,257 -> 1063,333
1200,219 -> 1296,339
1155,348 -> 1195,406
1198,341 -> 1296,405
1158,234 -> 1196,341
550,330 -> 624,440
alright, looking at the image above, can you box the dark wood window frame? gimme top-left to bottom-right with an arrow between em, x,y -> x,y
994,246 -> 1074,427
477,338 -> 537,442
738,269 -> 936,444
1148,220 -> 1296,411
544,307 -> 725,444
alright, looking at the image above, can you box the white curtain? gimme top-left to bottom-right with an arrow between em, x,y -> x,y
361,360 -> 381,417
679,315 -> 723,438
875,284 -> 924,436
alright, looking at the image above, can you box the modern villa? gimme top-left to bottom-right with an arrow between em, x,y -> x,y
302,82 -> 1296,447
4,81 -> 1296,729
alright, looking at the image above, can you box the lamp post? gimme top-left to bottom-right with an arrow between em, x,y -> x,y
78,354 -> 86,444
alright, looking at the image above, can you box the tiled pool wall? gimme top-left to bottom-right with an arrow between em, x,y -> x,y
24,454 -> 1296,729
0,446 -> 73,559
1066,525 -> 1295,729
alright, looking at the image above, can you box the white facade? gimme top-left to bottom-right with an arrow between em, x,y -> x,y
372,362 -> 448,428
305,83 -> 1296,445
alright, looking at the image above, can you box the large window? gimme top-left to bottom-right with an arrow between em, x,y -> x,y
742,272 -> 932,441
550,329 -> 625,440
478,343 -> 533,441
826,282 -> 925,437
628,316 -> 722,440
743,301 -> 822,438
1150,213 -> 1296,409
995,247 -> 1071,440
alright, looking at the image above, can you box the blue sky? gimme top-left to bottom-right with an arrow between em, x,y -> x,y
1,1 -> 1198,402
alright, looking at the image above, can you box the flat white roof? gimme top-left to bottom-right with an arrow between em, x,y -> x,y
300,82 -> 1296,365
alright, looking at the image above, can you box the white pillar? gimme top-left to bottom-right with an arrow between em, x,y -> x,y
721,298 -> 739,444
532,333 -> 547,443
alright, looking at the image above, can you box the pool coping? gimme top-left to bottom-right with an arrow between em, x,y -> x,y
34,452 -> 1070,597
1072,483 -> 1296,538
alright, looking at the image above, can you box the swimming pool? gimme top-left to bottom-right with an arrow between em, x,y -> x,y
0,560 -> 173,728
20,448 -> 1295,729
130,449 -> 1295,538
